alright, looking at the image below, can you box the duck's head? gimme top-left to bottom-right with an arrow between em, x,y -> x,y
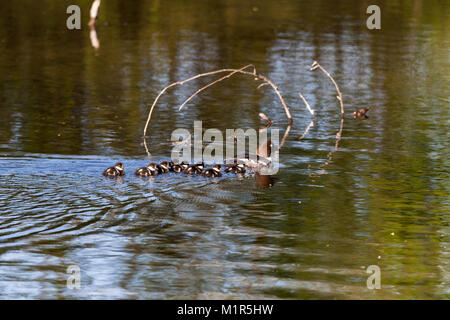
114,162 -> 124,171
159,161 -> 170,171
147,162 -> 158,170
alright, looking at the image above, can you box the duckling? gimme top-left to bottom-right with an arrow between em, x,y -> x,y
353,107 -> 370,119
135,162 -> 158,177
157,161 -> 171,173
202,164 -> 222,177
103,162 -> 125,177
225,163 -> 246,174
183,162 -> 204,175
171,161 -> 189,173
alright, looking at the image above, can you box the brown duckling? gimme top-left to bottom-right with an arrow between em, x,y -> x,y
225,163 -> 246,174
202,164 -> 222,177
183,162 -> 204,175
157,161 -> 171,174
135,162 -> 158,177
353,107 -> 370,119
103,162 -> 125,177
171,161 -> 189,173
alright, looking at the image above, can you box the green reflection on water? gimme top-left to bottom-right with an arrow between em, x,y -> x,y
0,0 -> 448,299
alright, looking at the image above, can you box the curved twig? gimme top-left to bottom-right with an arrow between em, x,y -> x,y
258,112 -> 273,133
297,92 -> 315,143
308,61 -> 345,176
299,119 -> 314,142
299,92 -> 315,116
143,65 -> 293,158
311,116 -> 344,176
279,122 -> 292,149
88,0 -> 101,27
311,61 -> 344,116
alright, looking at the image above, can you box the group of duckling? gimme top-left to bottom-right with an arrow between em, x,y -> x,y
103,161 -> 246,178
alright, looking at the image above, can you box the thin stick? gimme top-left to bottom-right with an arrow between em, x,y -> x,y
258,112 -> 272,133
253,73 -> 293,124
299,92 -> 315,116
297,92 -> 315,142
279,122 -> 292,149
143,132 -> 151,157
311,61 -> 344,115
88,0 -> 101,27
89,25 -> 100,50
311,117 -> 344,177
308,61 -> 345,176
299,119 -> 314,142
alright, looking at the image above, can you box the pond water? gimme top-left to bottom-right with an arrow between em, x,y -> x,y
0,0 -> 449,299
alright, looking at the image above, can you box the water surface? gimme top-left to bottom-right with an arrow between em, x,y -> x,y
0,0 -> 449,299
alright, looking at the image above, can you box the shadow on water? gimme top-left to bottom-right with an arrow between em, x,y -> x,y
0,0 -> 449,299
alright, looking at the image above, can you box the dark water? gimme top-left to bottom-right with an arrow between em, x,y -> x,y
0,0 -> 449,299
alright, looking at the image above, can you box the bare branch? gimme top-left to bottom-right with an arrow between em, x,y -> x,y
143,65 -> 293,158
310,117 -> 344,177
279,122 -> 292,149
88,0 -> 101,27
257,83 -> 269,90
299,92 -> 315,116
258,112 -> 273,133
258,112 -> 271,123
308,61 -> 345,176
299,119 -> 314,142
89,25 -> 100,50
311,61 -> 344,115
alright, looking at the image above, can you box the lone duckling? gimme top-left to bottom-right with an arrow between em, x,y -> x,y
202,164 -> 222,177
184,162 -> 204,175
135,163 -> 158,177
353,107 -> 370,119
157,161 -> 172,174
171,161 -> 189,173
225,163 -> 246,174
103,162 -> 125,177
